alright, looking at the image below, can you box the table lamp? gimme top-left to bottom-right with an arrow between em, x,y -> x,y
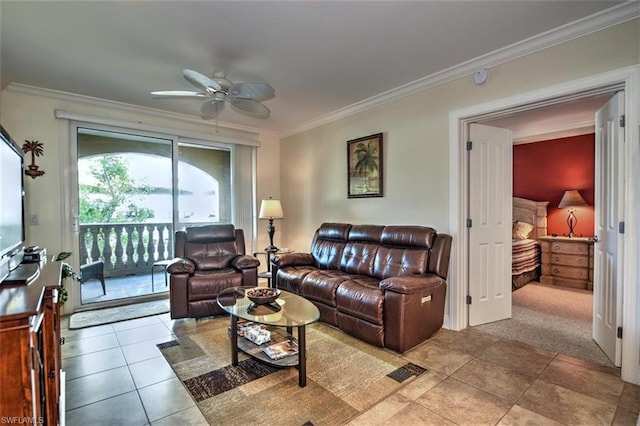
558,189 -> 587,238
259,197 -> 284,252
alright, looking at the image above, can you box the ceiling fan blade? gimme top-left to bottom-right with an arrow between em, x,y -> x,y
151,90 -> 208,98
230,98 -> 271,119
183,69 -> 222,93
228,82 -> 275,100
201,99 -> 225,119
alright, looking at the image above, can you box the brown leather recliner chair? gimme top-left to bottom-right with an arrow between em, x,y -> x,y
167,224 -> 260,319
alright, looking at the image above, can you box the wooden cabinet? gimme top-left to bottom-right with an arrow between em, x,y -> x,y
539,236 -> 594,290
0,260 -> 62,425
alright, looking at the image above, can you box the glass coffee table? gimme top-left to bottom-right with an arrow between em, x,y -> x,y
217,287 -> 320,387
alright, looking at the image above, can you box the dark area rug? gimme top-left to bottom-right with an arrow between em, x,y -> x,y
69,298 -> 169,329
158,317 -> 427,425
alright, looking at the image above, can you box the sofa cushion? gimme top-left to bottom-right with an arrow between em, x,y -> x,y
276,265 -> 317,294
310,223 -> 350,269
186,224 -> 236,243
348,224 -> 384,242
185,241 -> 238,270
335,277 -> 384,325
372,247 -> 428,280
381,226 -> 436,249
340,242 -> 378,276
311,239 -> 347,270
188,268 -> 242,301
301,269 -> 350,306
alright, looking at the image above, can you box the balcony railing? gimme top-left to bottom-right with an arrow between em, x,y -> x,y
79,222 -> 175,278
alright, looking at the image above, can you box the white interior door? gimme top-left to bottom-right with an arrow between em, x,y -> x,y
468,123 -> 513,326
593,92 -> 624,366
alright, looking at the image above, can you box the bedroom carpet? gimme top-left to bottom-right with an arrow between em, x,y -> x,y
473,282 -> 615,368
157,317 -> 427,426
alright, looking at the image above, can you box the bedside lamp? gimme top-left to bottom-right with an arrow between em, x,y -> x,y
558,189 -> 587,238
259,197 -> 284,252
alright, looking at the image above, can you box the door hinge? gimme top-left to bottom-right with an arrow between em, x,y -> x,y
619,115 -> 625,128
619,221 -> 625,234
466,140 -> 473,151
466,295 -> 472,305
466,218 -> 472,228
617,327 -> 622,339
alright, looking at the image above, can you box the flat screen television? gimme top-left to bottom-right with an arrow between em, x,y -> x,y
0,125 -> 25,283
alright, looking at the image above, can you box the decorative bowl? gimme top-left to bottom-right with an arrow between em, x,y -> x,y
246,287 -> 281,305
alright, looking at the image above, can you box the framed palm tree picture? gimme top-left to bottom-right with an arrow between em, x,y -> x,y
347,133 -> 383,198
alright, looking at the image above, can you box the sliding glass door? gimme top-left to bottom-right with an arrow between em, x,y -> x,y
75,127 -> 234,306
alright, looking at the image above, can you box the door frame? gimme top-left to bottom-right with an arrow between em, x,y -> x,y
448,65 -> 640,384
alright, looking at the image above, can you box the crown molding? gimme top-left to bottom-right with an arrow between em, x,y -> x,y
282,1 -> 639,138
3,82 -> 265,138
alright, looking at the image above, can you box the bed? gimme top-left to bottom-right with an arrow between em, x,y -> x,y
512,197 -> 549,290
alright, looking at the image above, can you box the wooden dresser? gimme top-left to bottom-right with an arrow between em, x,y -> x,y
0,260 -> 63,425
538,236 -> 594,290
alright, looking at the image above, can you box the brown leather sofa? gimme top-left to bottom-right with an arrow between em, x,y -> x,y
271,223 -> 452,353
167,224 -> 260,319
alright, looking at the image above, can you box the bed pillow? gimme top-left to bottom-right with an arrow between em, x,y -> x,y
512,221 -> 534,240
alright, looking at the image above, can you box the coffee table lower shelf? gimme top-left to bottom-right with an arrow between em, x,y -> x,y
229,316 -> 308,386
235,326 -> 299,368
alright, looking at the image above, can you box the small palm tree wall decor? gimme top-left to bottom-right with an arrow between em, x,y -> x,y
22,140 -> 45,179
347,133 -> 383,198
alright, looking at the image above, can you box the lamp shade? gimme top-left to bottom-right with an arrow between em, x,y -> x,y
558,190 -> 588,208
259,198 -> 284,219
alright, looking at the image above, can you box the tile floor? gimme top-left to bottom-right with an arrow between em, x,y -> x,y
61,314 -> 640,425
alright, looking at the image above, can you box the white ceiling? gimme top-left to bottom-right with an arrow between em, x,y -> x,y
0,1 -> 633,136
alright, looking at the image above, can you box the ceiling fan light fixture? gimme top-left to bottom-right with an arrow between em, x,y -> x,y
152,68 -> 274,120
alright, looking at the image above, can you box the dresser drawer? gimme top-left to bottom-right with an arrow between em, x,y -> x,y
550,265 -> 589,280
550,242 -> 588,255
553,277 -> 588,289
550,253 -> 589,267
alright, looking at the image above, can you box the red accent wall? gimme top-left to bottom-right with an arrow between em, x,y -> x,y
513,134 -> 594,237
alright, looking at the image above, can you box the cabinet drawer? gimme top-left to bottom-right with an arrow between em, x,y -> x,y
553,277 -> 588,289
550,242 -> 588,255
550,253 -> 589,267
551,265 -> 589,280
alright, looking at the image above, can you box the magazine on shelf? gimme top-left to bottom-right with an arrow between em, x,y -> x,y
262,340 -> 299,360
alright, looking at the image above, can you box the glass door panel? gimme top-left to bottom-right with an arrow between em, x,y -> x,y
177,142 -> 231,231
77,128 -> 173,305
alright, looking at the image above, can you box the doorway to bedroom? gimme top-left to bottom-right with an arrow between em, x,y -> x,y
458,88 -> 628,372
469,92 -> 619,369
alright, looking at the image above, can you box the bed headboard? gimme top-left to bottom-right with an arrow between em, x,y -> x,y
513,197 -> 549,240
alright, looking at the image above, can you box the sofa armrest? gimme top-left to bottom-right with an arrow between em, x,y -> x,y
166,258 -> 196,275
379,274 -> 445,294
271,252 -> 315,268
231,254 -> 260,270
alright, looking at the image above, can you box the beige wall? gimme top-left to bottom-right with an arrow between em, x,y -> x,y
279,19 -> 640,252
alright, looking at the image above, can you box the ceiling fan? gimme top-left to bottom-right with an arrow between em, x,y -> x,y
151,69 -> 275,119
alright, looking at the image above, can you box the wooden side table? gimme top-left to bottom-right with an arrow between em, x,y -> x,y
253,248 -> 293,287
538,236 -> 594,290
